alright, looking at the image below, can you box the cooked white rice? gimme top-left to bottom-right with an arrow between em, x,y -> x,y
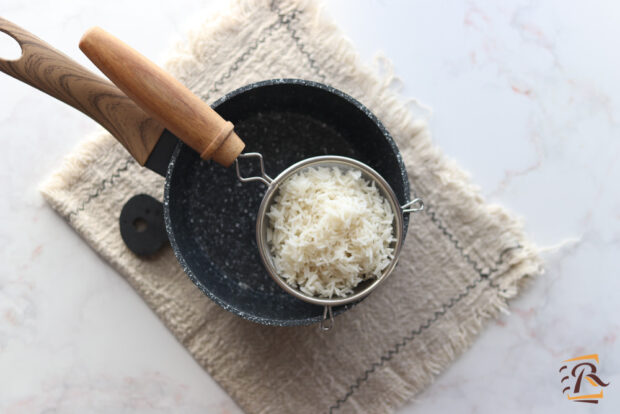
266,166 -> 395,298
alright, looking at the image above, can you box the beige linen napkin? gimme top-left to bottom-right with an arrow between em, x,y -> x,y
41,1 -> 542,413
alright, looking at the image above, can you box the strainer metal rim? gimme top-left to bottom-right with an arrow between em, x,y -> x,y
255,155 -> 405,307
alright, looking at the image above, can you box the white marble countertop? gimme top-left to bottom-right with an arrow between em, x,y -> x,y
1,0 -> 619,412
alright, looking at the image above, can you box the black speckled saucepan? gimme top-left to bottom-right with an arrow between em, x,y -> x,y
163,80 -> 415,327
0,20 -> 414,327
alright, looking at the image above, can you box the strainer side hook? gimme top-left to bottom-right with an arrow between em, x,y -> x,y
402,197 -> 424,214
320,306 -> 334,331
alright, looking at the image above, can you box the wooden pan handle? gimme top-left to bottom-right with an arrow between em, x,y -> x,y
79,27 -> 245,167
0,18 -> 163,165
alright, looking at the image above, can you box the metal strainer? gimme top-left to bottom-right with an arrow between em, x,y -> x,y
80,27 -> 424,330
236,153 -> 424,330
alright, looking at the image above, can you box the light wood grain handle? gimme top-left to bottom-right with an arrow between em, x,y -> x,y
79,27 -> 245,167
0,18 -> 163,165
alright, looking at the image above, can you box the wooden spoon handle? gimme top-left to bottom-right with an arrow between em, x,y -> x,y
79,27 -> 245,167
0,18 -> 163,165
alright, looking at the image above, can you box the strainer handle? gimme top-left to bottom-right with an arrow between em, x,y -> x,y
79,27 -> 245,167
235,153 -> 273,186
